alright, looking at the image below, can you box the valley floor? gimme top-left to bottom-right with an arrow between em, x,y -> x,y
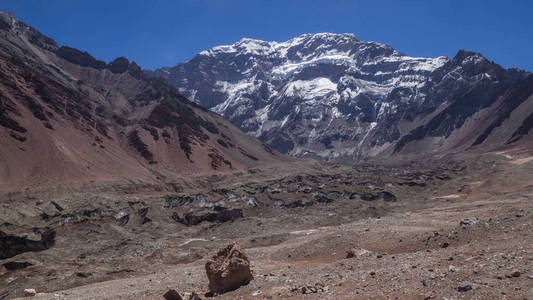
1,150 -> 533,299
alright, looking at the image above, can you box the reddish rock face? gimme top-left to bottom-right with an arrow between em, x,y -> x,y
205,242 -> 253,294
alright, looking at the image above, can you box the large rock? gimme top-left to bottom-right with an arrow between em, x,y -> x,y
205,242 -> 253,294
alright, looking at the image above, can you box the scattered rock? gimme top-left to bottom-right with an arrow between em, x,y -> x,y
448,265 -> 457,272
345,249 -> 356,258
137,207 -> 149,217
511,271 -> 521,278
457,282 -> 472,292
345,248 -> 369,258
296,283 -> 326,294
172,208 -> 243,226
23,288 -> 37,297
205,242 -> 253,294
113,212 -> 129,226
3,261 -> 33,270
360,191 -> 397,202
191,292 -> 203,300
460,218 -> 480,228
163,289 -> 183,300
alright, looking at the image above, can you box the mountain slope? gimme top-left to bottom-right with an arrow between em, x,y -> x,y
0,12 -> 288,191
149,33 -> 533,161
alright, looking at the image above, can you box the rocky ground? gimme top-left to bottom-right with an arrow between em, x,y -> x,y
1,150 -> 532,299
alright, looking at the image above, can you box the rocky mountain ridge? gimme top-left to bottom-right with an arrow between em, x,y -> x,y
0,12 -> 288,191
149,33 -> 533,162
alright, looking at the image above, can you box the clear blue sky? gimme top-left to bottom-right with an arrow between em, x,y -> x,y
2,0 -> 532,71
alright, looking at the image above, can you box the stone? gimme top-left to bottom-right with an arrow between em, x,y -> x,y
448,265 -> 457,272
457,282 -> 472,292
191,292 -> 203,300
163,289 -> 183,300
23,289 -> 37,297
345,249 -> 356,258
113,212 -> 129,226
345,248 -> 369,258
3,261 -> 32,270
460,218 -> 480,228
205,242 -> 253,294
511,271 -> 520,278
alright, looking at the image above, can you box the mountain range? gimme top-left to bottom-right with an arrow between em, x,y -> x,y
149,33 -> 533,162
2,10 -> 533,191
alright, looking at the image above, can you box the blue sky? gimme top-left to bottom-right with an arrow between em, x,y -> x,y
2,0 -> 532,71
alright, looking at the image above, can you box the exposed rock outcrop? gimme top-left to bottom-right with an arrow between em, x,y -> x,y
0,229 -> 55,259
172,208 -> 243,226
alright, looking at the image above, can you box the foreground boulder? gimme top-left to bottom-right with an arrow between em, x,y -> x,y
205,242 -> 253,294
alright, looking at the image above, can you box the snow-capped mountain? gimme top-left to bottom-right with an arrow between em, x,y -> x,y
149,33 -> 533,162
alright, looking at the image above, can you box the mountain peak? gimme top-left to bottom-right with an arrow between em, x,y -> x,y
0,11 -> 57,50
295,32 -> 359,41
0,11 -> 16,30
453,49 -> 485,61
198,33 -> 362,57
152,32 -> 533,161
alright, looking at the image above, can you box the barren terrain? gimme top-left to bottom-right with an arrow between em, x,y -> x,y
1,150 -> 532,299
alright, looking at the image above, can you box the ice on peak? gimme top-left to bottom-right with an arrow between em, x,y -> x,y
294,32 -> 360,41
